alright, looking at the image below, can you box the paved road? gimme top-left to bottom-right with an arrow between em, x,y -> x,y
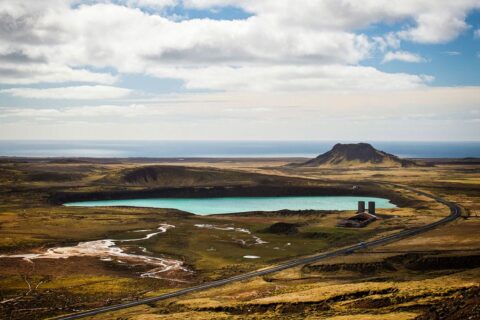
57,183 -> 462,320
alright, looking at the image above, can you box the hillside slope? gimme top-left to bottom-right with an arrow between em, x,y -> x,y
104,165 -> 300,188
295,143 -> 418,168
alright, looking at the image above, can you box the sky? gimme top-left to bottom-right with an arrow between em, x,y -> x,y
0,0 -> 479,141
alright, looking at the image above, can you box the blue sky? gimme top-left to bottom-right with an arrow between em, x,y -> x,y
369,10 -> 480,87
0,1 -> 479,140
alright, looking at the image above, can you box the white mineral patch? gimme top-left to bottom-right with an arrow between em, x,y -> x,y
194,224 -> 268,245
194,224 -> 249,233
0,223 -> 190,280
252,235 -> 268,245
121,223 -> 175,242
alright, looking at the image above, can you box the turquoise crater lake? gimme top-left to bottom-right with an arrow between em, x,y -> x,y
64,196 -> 396,215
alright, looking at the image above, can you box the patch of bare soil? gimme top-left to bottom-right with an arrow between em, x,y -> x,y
303,252 -> 480,276
415,286 -> 480,320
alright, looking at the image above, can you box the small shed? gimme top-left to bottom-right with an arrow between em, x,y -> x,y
337,212 -> 377,228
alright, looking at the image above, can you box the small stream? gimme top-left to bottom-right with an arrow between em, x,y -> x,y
0,223 -> 191,281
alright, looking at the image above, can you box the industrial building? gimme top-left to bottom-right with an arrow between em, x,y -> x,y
337,201 -> 378,228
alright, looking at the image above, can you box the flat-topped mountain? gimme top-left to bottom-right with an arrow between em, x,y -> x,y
294,143 -> 418,168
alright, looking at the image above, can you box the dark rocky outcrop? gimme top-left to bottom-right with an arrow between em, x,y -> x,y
263,222 -> 299,235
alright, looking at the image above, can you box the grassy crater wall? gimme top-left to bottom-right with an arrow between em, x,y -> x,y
50,183 -> 409,208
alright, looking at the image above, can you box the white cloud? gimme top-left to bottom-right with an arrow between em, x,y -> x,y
382,51 -> 427,63
397,11 -> 468,44
0,0 -> 478,94
0,104 -> 158,120
2,85 -> 132,100
443,51 -> 461,56
59,4 -> 373,68
184,0 -> 480,43
474,29 -> 480,38
0,63 -> 117,85
124,0 -> 178,9
148,64 -> 432,91
373,32 -> 401,52
0,1 -> 478,141
1,87 -> 479,140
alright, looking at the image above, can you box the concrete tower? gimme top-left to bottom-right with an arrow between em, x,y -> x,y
358,201 -> 365,213
368,201 -> 376,214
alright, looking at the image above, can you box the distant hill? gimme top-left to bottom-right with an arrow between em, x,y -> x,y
293,143 -> 418,168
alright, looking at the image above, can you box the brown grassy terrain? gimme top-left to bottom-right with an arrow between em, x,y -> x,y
0,158 -> 478,319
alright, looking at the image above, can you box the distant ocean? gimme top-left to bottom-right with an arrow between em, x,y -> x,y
0,141 -> 479,158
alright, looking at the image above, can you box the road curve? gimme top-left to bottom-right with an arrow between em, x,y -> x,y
57,183 -> 462,320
